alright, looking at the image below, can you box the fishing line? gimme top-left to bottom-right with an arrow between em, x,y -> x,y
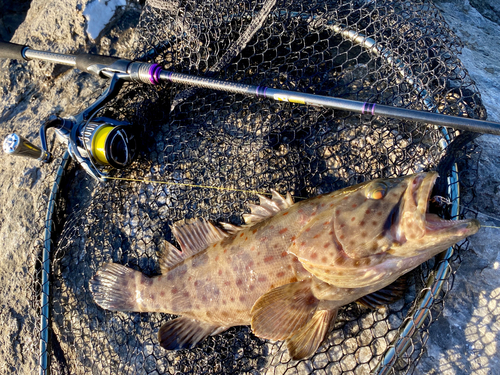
107,177 -> 500,229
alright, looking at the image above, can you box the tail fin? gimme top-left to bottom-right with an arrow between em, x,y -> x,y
89,263 -> 143,312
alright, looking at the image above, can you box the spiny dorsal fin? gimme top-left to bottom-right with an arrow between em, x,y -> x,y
286,308 -> 337,360
159,218 -> 228,273
243,190 -> 294,225
250,279 -> 318,341
172,218 -> 228,254
356,275 -> 408,309
220,222 -> 243,234
158,317 -> 221,350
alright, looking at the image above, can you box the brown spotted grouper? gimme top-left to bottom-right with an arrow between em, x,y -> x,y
90,172 -> 479,359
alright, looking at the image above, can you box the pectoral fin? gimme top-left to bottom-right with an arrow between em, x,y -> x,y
286,308 -> 338,360
250,280 -> 319,341
158,317 -> 221,350
356,275 -> 407,309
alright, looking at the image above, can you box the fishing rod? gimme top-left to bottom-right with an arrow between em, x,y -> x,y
2,40 -> 500,181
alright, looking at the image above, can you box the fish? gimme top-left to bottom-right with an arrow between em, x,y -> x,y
90,171 -> 480,360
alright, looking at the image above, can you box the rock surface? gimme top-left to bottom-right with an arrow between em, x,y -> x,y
0,0 -> 499,374
415,1 -> 500,374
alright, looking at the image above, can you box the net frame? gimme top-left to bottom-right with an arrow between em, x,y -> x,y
31,0 -> 486,374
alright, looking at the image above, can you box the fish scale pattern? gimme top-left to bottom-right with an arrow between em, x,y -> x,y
35,0 -> 483,373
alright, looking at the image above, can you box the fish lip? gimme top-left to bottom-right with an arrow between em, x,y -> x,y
414,172 -> 480,236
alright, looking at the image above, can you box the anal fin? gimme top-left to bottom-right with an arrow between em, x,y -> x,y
286,308 -> 337,360
158,317 -> 221,350
356,275 -> 408,309
251,280 -> 319,341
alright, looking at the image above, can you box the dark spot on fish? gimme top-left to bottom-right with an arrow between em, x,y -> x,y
372,221 -> 378,226
289,277 -> 298,283
183,292 -> 189,298
188,276 -> 192,281
365,209 -> 371,215
171,287 -> 178,294
314,234 -> 320,239
160,291 -> 165,297
361,231 -> 367,238
195,304 -> 200,309
324,269 -> 331,274
283,211 -> 289,216
350,240 -> 356,246
339,222 -> 345,228
270,284 -> 275,289
377,212 -> 383,216
230,297 -> 235,302
311,212 -> 317,216
213,244 -> 217,248
194,280 -> 201,287
299,208 -> 304,213
292,257 -> 300,263
215,255 -> 220,262
178,264 -> 187,276
247,260 -> 254,269
218,269 -> 223,276
150,294 -> 156,301
305,228 -> 311,232
192,252 -> 209,268
167,273 -> 174,281
236,279 -> 243,286
202,295 -> 207,302
222,300 -> 227,305
329,230 -> 334,235
270,225 -> 275,230
287,264 -> 292,269
337,271 -> 343,276
250,246 -> 256,251
352,204 -> 357,208
245,237 -> 248,241
351,217 -> 356,222
279,228 -> 288,234
291,236 -> 296,241
260,236 -> 268,242
224,281 -> 230,286
354,260 -> 361,266
330,203 -> 335,208
281,251 -> 288,257
258,275 -> 267,282
240,232 -> 245,237
321,256 -> 328,263
324,243 -> 330,248
300,241 -> 306,246
360,221 -> 365,226
264,256 -> 274,263
249,284 -> 255,291
224,249 -> 228,253
253,229 -> 257,234
311,252 -> 318,260
343,196 -> 349,200
339,235 -> 345,240
277,271 -> 285,278
323,221 -> 330,226
321,203 -> 326,207
274,244 -> 279,249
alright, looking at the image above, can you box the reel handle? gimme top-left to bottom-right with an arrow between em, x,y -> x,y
3,133 -> 50,162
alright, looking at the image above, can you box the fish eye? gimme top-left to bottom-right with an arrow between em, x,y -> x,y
366,182 -> 388,200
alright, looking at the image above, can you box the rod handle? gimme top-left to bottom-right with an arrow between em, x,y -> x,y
0,40 -> 28,60
3,134 -> 50,162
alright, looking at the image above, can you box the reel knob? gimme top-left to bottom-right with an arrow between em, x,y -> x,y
3,133 -> 50,162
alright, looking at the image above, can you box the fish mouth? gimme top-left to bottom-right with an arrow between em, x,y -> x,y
397,172 -> 480,242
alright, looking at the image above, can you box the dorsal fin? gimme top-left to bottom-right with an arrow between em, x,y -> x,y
159,218 -> 228,273
243,190 -> 294,225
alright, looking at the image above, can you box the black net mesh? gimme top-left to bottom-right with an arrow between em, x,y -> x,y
40,0 -> 485,373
